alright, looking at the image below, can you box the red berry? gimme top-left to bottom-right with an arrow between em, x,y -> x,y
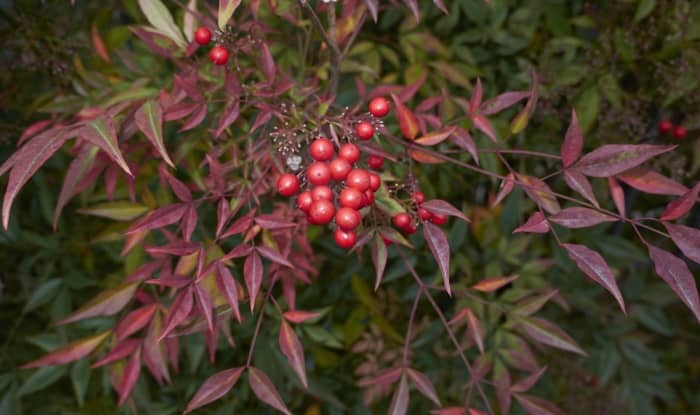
296,191 -> 313,212
369,97 -> 390,118
355,122 -> 375,140
673,125 -> 687,140
381,235 -> 393,246
368,173 -> 381,192
368,155 -> 384,170
334,229 -> 357,249
194,27 -> 212,45
329,158 -> 352,181
659,120 -> 673,135
403,221 -> 417,234
393,212 -> 411,229
338,143 -> 360,164
339,187 -> 364,209
276,173 -> 299,197
346,169 -> 370,191
209,46 -> 229,65
335,207 -> 361,230
306,162 -> 331,185
431,213 -> 448,225
308,200 -> 335,225
412,191 -> 425,205
418,207 -> 432,221
311,185 -> 334,201
310,137 -> 335,161
363,189 -> 375,206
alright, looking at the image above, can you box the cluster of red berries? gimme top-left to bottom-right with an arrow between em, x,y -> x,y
276,97 -> 392,249
194,27 -> 230,66
658,120 -> 687,140
391,191 -> 448,236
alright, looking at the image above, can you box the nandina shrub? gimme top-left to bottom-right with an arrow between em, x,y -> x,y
1,1 -> 699,414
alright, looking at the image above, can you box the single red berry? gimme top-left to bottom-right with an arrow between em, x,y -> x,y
355,122 -> 375,140
334,228 -> 357,249
659,120 -> 673,135
276,173 -> 299,197
368,155 -> 384,170
308,199 -> 335,225
194,27 -> 212,45
368,172 -> 381,192
403,221 -> 417,234
381,235 -> 393,246
310,137 -> 335,161
311,185 -> 334,201
307,162 -> 331,185
673,125 -> 687,140
329,158 -> 352,181
296,191 -> 313,212
209,46 -> 229,65
339,187 -> 364,209
346,168 -> 370,191
369,97 -> 390,118
393,212 -> 411,229
418,207 -> 432,221
412,191 -> 425,205
338,143 -> 360,164
335,207 -> 361,230
431,213 -> 448,225
363,189 -> 375,206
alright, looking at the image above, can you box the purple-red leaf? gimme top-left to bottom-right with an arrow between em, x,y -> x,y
372,234 -> 388,290
563,170 -> 599,208
248,367 -> 292,415
391,93 -> 420,140
449,127 -> 479,164
511,367 -> 547,393
659,182 -> 700,221
469,78 -> 483,113
608,177 -> 626,217
648,244 -> 700,323
257,246 -> 293,268
415,126 -> 456,146
127,203 -> 188,234
215,263 -> 242,322
513,212 -> 550,234
244,251 -> 263,312
21,331 -> 110,369
616,167 -> 688,196
510,70 -> 539,135
516,174 -> 560,214
135,100 -> 173,167
279,320 -> 307,387
562,244 -> 625,313
494,173 -> 515,206
406,369 -> 440,406
517,316 -> 586,355
159,286 -> 194,341
159,165 -> 191,201
194,282 -> 214,333
143,311 -> 170,384
91,338 -> 141,368
572,144 -> 676,177
514,393 -> 567,415
216,98 -> 240,138
117,347 -> 141,406
79,118 -> 132,176
146,240 -> 199,256
388,375 -> 410,415
472,275 -> 519,292
259,43 -> 276,85
422,200 -> 469,222
54,144 -> 99,228
283,310 -> 321,324
480,91 -> 530,115
115,304 -> 157,341
550,208 -> 617,229
185,366 -> 245,413
358,367 -> 403,387
423,223 -> 451,296
471,113 -> 497,142
221,211 -> 255,238
255,214 -> 296,230
57,282 -> 139,325
561,109 -> 582,168
664,223 -> 700,265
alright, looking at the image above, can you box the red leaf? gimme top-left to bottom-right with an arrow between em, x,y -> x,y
423,223 -> 452,296
480,91 -> 531,115
664,223 -> 700,265
194,282 -> 214,333
216,97 -> 240,138
279,320 -> 307,387
406,369 -> 441,406
549,207 -> 617,229
372,234 -> 388,290
517,316 -> 586,355
563,170 -> 599,208
514,393 -> 567,415
115,304 -> 157,341
410,149 -> 446,164
510,70 -> 539,135
388,376 -> 410,415
127,203 -> 188,234
184,367 -> 245,413
221,244 -> 255,261
143,311 -> 170,384
179,103 -> 207,132
562,244 -> 625,313
572,144 -> 676,177
21,331 -> 110,369
216,263 -> 242,322
257,246 -> 293,268
616,167 -> 688,196
449,127 -> 479,164
516,174 -> 560,214
511,366 -> 547,393
244,251 -> 263,312
469,78 -> 483,113
54,144 -> 99,228
391,93 -> 420,140
415,126 -> 457,146
471,113 -> 497,142
422,200 -> 469,222
255,214 -> 297,230
608,177 -> 626,217
283,310 -> 321,324
117,347 -> 141,406
660,182 -> 700,221
135,100 -> 174,167
91,338 -> 141,368
248,367 -> 292,415
221,211 -> 255,238
215,198 -> 230,238
146,240 -> 199,256
648,244 -> 700,323
561,109 -> 582,168
259,42 -> 276,85
182,204 -> 198,241
358,367 -> 403,387
159,286 -> 194,341
398,72 -> 427,103
79,118 -> 132,176
493,173 -> 515,206
513,212 -> 550,234
159,165 -> 191,201
18,119 -> 54,146
57,282 -> 139,325
472,275 -> 519,292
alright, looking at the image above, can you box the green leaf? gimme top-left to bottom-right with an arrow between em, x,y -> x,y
574,86 -> 599,135
24,279 -> 62,312
634,0 -> 656,22
137,0 -> 186,47
218,0 -> 242,30
18,366 -> 67,396
135,100 -> 173,167
78,202 -> 149,221
70,359 -> 91,407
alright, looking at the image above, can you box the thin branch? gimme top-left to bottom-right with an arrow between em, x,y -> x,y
401,291 -> 422,367
298,1 -> 341,96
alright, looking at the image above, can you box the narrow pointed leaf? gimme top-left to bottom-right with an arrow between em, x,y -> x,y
608,177 -> 626,217
54,144 -> 99,228
465,308 -> 484,354
480,91 -> 530,115
494,173 -> 515,206
516,174 -> 560,214
561,109 -> 582,168
415,126 -> 456,146
513,212 -> 549,234
471,113 -> 497,142
563,170 -> 599,208
372,234 -> 388,290
510,70 -> 539,135
572,144 -> 676,177
550,208 -> 617,229
514,393 -> 567,415
115,304 -> 157,341
659,182 -> 700,221
423,223 -> 451,296
194,282 -> 214,333
391,93 -> 420,140
57,282 -> 139,325
388,376 -> 410,415
406,369 -> 440,406
469,78 -> 483,113
244,251 -> 263,311
283,310 -> 322,324
616,167 -> 687,196
218,0 -> 242,30
562,244 -> 625,313
511,367 -> 547,393
185,367 -> 244,413
279,321 -> 307,388
422,200 -> 469,222
79,201 -> 149,221
256,246 -> 293,268
135,100 -> 173,167
450,127 -> 479,164
664,223 -> 700,265
21,331 -> 110,369
248,367 -> 292,415
472,275 -> 518,292
363,0 -> 378,22
91,339 -> 141,368
137,0 -> 186,47
357,367 -> 403,387
117,347 -> 141,406
410,149 -> 446,164
159,286 -> 194,341
127,203 -> 188,234
79,118 -> 132,175
216,263 -> 242,322
255,214 -> 296,230
648,244 -> 700,323
517,316 -> 586,355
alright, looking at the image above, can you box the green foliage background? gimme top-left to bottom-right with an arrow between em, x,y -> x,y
1,0 -> 699,414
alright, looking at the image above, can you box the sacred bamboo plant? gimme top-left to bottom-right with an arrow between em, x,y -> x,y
2,1 -> 699,414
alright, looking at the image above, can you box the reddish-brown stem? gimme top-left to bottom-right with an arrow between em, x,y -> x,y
401,291 -> 422,367
246,276 -> 278,367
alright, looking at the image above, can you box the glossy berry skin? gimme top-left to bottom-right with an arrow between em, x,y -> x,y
403,221 -> 418,234
339,187 -> 364,209
306,162 -> 331,185
338,143 -> 360,164
209,46 -> 229,65
310,138 -> 335,161
334,229 -> 357,249
418,207 -> 432,221
355,122 -> 375,140
363,189 -> 375,206
335,207 -> 361,230
194,27 -> 212,45
329,158 -> 352,181
276,173 -> 299,197
368,155 -> 384,170
381,235 -> 393,246
412,191 -> 425,205
393,212 -> 411,229
368,172 -> 381,192
296,191 -> 313,212
659,120 -> 673,135
346,169 -> 370,191
673,126 -> 687,140
311,185 -> 333,201
308,200 -> 335,225
431,213 -> 448,225
369,97 -> 390,118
